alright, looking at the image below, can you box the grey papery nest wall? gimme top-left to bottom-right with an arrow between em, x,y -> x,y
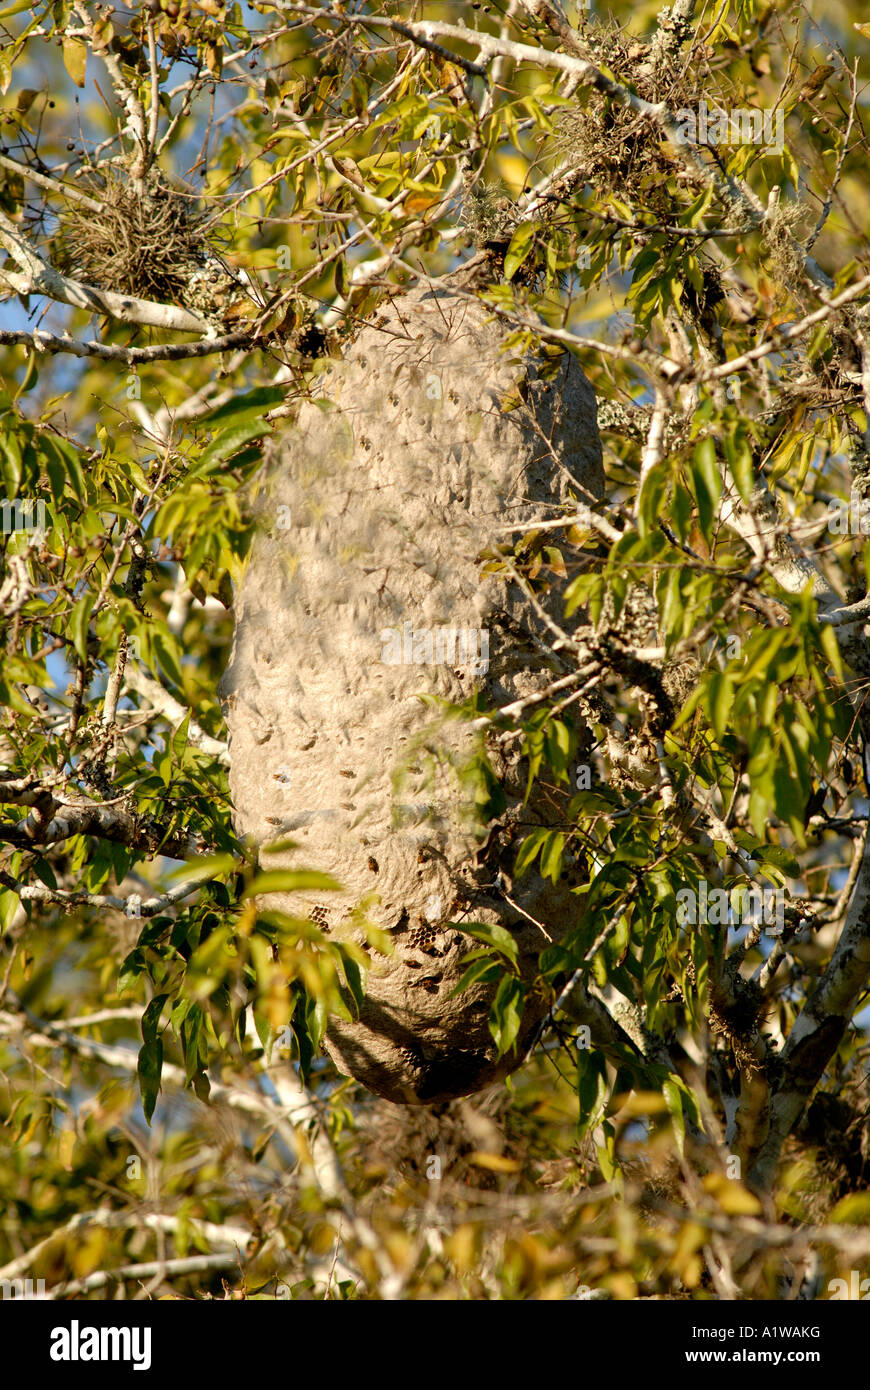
221,284 -> 606,1103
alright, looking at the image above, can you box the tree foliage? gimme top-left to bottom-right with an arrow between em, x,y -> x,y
1,0 -> 869,1301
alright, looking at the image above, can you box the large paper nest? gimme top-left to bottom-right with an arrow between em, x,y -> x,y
221,283 -> 605,1104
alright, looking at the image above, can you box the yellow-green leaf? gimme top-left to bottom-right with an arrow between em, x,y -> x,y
62,38 -> 87,88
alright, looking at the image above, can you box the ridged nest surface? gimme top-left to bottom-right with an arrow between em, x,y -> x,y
222,283 -> 606,1103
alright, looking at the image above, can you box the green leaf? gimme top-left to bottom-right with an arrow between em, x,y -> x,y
138,993 -> 168,1125
564,572 -> 604,619
489,976 -> 524,1057
514,826 -> 549,878
41,435 -> 86,505
0,0 -> 35,18
13,351 -> 38,398
679,187 -> 714,228
0,889 -> 21,931
62,37 -> 87,87
450,956 -> 503,996
243,869 -> 341,898
637,462 -> 670,534
691,437 -> 721,542
166,853 -> 238,886
755,845 -> 800,878
69,594 -> 94,664
141,993 -> 168,1047
172,710 -> 191,762
819,622 -> 845,682
539,830 -> 565,885
1,429 -> 23,493
576,1050 -> 609,1139
503,221 -> 536,281
829,1192 -> 870,1225
33,857 -> 57,889
663,1077 -> 686,1157
118,949 -> 147,996
457,919 -> 519,967
671,482 -> 693,542
705,672 -> 734,740
137,1037 -> 163,1125
202,386 -> 285,427
341,952 -> 365,1012
197,419 -> 269,475
731,437 -> 756,503
152,631 -> 184,689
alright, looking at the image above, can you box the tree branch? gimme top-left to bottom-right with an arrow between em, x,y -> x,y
0,324 -> 256,362
748,830 -> 870,1189
123,664 -> 230,765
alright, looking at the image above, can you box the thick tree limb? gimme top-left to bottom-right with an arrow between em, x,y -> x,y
0,790 -> 198,857
0,325 -> 256,362
0,1208 -> 253,1283
123,664 -> 230,765
2,875 -> 204,919
748,830 -> 870,1190
49,1253 -> 239,1299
